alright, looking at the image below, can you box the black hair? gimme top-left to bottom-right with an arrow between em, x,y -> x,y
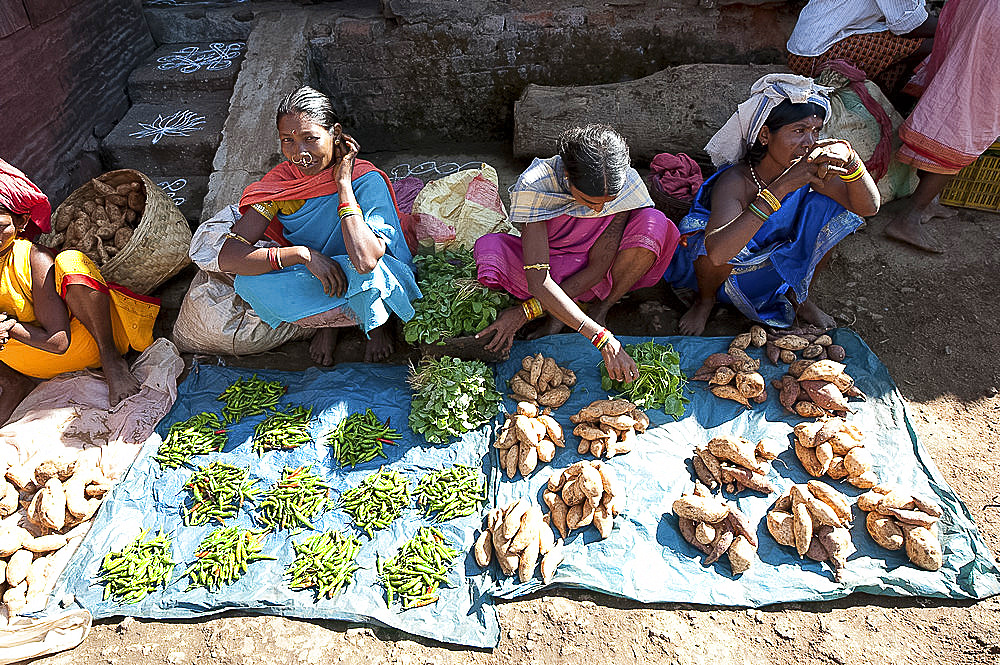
745,99 -> 827,166
276,85 -> 338,131
558,124 -> 630,198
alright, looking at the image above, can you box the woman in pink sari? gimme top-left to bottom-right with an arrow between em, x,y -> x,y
474,125 -> 680,382
883,0 -> 1000,252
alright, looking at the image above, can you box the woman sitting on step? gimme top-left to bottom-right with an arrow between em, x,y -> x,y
218,86 -> 419,365
0,159 -> 158,424
663,74 -> 880,335
473,124 -> 679,383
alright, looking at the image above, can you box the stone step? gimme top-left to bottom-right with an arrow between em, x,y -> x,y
128,41 -> 245,104
100,102 -> 226,174
147,175 -> 210,227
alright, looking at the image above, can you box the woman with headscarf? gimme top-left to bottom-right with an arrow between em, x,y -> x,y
882,0 -> 1000,253
218,86 -> 419,365
474,124 -> 680,382
664,74 -> 881,335
0,159 -> 159,423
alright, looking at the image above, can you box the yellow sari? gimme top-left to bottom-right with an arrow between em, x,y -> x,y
0,238 -> 159,379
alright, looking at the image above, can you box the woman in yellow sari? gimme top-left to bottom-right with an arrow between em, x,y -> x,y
0,160 -> 159,424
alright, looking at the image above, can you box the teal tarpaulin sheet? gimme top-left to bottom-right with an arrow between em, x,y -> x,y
53,363 -> 500,649
489,330 -> 1000,605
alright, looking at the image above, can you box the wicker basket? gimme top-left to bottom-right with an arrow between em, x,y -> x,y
939,140 -> 1000,213
43,169 -> 192,295
647,175 -> 693,223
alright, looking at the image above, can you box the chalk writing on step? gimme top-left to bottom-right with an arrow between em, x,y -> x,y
157,43 -> 245,74
157,178 -> 188,206
129,110 -> 206,144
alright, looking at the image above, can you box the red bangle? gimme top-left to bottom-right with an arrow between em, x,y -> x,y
267,246 -> 280,271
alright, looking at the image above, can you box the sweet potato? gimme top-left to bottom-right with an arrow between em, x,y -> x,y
721,465 -> 775,494
673,495 -> 729,523
793,503 -> 813,557
847,470 -> 878,489
911,495 -> 942,518
800,380 -> 849,412
24,534 -> 67,554
730,332 -> 752,351
692,455 -> 717,489
794,401 -> 827,418
735,372 -> 765,398
756,438 -> 783,461
592,503 -> 613,539
749,325 -> 767,347
779,349 -> 797,364
806,481 -> 853,523
510,508 -> 541,553
815,441 -> 835,471
712,384 -> 752,408
0,481 -> 18,517
517,443 -> 539,477
510,376 -> 537,401
728,534 -> 755,575
775,334 -> 809,351
727,507 -> 758,547
539,385 -> 571,408
901,525 -> 942,570
704,525 -> 735,566
795,440 -> 828,477
504,445 -> 519,479
708,435 -> 763,473
767,510 -> 797,547
794,421 -> 823,448
6,549 -> 32,586
38,478 -> 66,531
866,512 -> 904,550
797,360 -> 846,383
827,457 -> 849,480
535,438 -> 556,463
878,506 -> 938,528
695,446 -> 724,486
537,415 -> 564,447
806,497 -> 844,528
710,366 -> 736,385
703,353 -> 735,368
843,447 -> 874,478
787,359 -> 815,378
540,538 -> 564,584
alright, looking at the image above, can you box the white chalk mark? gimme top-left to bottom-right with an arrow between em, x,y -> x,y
157,178 -> 189,206
129,110 -> 206,144
156,43 -> 245,73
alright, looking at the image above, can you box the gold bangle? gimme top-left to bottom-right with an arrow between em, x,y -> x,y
523,263 -> 550,271
224,231 -> 253,246
840,163 -> 865,182
759,188 -> 781,212
521,297 -> 543,321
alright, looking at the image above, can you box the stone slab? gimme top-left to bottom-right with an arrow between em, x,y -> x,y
513,63 -> 788,164
101,102 -> 227,175
141,1 -> 255,43
146,174 -> 210,226
129,42 -> 245,104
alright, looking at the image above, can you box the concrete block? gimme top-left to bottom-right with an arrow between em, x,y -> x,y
101,102 -> 226,175
514,63 -> 787,163
129,42 -> 245,104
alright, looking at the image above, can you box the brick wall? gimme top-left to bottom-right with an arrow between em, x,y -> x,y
311,0 -> 799,151
0,0 -> 154,204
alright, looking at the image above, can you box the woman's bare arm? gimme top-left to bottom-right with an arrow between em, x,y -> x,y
5,246 -> 71,354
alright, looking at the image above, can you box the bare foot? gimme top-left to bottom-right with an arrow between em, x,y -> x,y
795,299 -> 835,329
309,327 -> 339,366
526,316 -> 565,340
100,353 -> 140,407
364,325 -> 394,363
883,210 -> 944,253
678,299 -> 715,336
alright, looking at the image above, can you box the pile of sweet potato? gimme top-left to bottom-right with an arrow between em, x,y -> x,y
569,398 -> 649,459
0,450 -> 112,615
47,179 -> 145,266
508,354 -> 575,409
773,359 -> 865,417
494,401 -> 565,478
767,481 -> 855,579
764,327 -> 846,366
690,348 -> 767,409
473,499 -> 565,583
543,460 -> 621,540
691,435 -> 782,495
858,486 -> 943,570
673,483 -> 758,575
793,417 -> 877,488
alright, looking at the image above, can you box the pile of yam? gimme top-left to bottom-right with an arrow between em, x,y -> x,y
569,398 -> 649,459
691,435 -> 782,495
0,449 -> 112,615
690,334 -> 767,408
767,481 -> 855,580
793,416 -> 877,488
764,326 -> 847,366
773,359 -> 865,418
673,483 -> 758,575
494,401 -> 565,478
508,354 -> 575,409
858,485 -> 943,571
543,460 -> 621,540
46,178 -> 145,266
473,499 -> 565,583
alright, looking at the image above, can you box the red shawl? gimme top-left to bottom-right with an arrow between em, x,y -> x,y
239,159 -> 417,252
0,159 -> 51,241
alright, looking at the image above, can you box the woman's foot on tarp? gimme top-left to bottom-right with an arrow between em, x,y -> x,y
310,327 -> 339,366
796,299 -> 835,329
102,354 -> 140,407
365,325 -> 394,363
678,300 -> 714,336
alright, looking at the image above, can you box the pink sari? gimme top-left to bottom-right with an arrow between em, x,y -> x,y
896,0 -> 1000,174
474,207 -> 679,302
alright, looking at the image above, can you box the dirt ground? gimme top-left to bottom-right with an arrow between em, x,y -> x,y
32,187 -> 1000,665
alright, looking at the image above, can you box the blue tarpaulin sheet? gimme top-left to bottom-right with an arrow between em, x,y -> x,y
489,330 -> 1000,605
53,363 -> 500,649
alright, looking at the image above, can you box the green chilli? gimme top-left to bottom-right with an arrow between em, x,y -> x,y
217,375 -> 287,424
183,526 -> 275,591
414,465 -> 485,522
286,530 -> 363,599
181,461 -> 259,526
340,467 -> 410,537
256,466 -> 331,531
252,404 -> 314,455
324,409 -> 401,468
153,412 -> 227,469
98,528 -> 175,604
379,526 -> 458,610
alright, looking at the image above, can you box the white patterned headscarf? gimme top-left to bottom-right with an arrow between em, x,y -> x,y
705,74 -> 834,168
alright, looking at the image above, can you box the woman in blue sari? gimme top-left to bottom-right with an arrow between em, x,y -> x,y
218,86 -> 419,364
664,74 -> 881,335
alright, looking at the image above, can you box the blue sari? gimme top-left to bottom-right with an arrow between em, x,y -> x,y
663,166 -> 863,327
234,171 -> 420,334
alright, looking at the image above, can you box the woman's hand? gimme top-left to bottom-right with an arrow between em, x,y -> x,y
333,134 -> 360,185
807,139 -> 855,176
0,313 -> 15,350
302,248 -> 347,297
475,306 -> 527,354
601,335 -> 638,384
